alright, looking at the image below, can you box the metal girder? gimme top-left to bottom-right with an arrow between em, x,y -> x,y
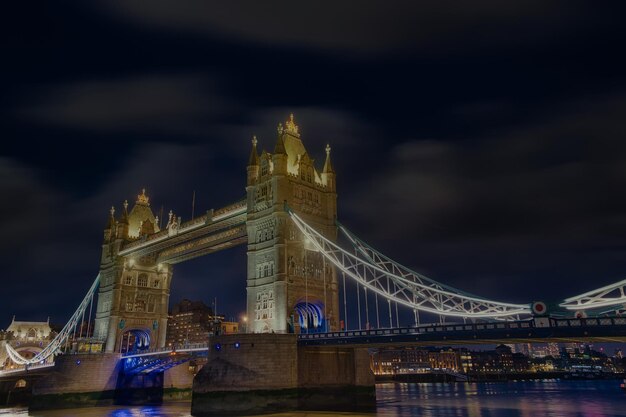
560,279 -> 626,311
288,210 -> 531,319
5,274 -> 100,365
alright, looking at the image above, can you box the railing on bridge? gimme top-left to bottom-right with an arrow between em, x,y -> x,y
297,316 -> 626,345
122,342 -> 209,358
121,343 -> 209,375
0,362 -> 56,377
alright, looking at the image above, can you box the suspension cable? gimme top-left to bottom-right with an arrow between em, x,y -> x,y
375,292 -> 380,329
287,210 -> 531,319
342,272 -> 348,331
356,282 -> 362,330
364,286 -> 369,330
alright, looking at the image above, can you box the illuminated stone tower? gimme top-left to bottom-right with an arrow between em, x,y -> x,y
94,190 -> 172,353
246,114 -> 339,333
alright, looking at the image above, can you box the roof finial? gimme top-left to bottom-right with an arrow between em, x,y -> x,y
285,113 -> 299,136
277,122 -> 284,135
323,143 -> 334,174
110,206 -> 116,217
137,188 -> 150,205
123,200 -> 128,210
248,135 -> 260,166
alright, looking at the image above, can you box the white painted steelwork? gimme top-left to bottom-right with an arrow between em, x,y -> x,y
288,210 -> 531,319
4,275 -> 100,365
560,279 -> 626,311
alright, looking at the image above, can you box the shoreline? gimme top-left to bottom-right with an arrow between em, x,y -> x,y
376,371 -> 626,383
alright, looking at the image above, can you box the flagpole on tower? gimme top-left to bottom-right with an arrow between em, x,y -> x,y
191,190 -> 196,220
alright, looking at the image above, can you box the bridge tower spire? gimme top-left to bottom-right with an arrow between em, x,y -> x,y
247,135 -> 260,186
322,144 -> 336,191
245,114 -> 339,334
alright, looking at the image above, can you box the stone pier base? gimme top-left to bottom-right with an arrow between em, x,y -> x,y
29,352 -> 199,410
191,334 -> 375,416
30,353 -> 122,410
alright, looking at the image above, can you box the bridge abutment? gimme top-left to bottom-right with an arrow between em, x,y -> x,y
191,334 -> 375,416
30,353 -> 122,409
28,352 -> 199,410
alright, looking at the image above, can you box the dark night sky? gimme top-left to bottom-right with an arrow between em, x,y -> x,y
2,1 -> 626,328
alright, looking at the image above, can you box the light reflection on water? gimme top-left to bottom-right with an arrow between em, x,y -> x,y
1,381 -> 624,417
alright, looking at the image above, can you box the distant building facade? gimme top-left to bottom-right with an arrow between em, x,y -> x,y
1,317 -> 55,369
166,299 -> 215,347
166,299 -> 239,347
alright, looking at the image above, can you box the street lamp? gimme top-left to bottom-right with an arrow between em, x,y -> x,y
241,316 -> 248,334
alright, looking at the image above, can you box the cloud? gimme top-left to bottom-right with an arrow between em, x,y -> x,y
0,158 -> 62,252
339,92 -> 626,301
92,1 -> 593,54
15,74 -> 234,136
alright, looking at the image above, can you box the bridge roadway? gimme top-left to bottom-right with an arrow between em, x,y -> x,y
3,316 -> 626,378
297,316 -> 626,347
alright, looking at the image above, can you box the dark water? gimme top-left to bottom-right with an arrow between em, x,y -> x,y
1,381 -> 624,417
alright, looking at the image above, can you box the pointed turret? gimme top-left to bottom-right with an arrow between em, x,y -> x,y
274,125 -> 287,155
120,200 -> 130,224
271,123 -> 288,176
116,200 -> 130,239
323,144 -> 334,174
248,135 -> 259,166
247,136 -> 261,186
321,144 -> 336,191
104,206 -> 116,241
127,189 -> 159,238
106,206 -> 116,229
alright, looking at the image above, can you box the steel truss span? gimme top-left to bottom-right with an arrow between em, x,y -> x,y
5,275 -> 100,366
288,210 -> 532,319
559,279 -> 626,312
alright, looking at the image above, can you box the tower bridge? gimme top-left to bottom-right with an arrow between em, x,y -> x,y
3,114 -> 626,414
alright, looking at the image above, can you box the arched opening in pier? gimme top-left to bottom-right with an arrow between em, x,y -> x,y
119,328 -> 151,354
293,300 -> 326,334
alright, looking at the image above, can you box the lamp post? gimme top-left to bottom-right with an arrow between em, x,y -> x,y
242,316 -> 248,334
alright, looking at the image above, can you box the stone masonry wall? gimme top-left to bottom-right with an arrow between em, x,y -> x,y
193,334 -> 298,393
32,353 -> 121,395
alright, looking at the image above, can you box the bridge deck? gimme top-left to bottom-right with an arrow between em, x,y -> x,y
297,317 -> 626,347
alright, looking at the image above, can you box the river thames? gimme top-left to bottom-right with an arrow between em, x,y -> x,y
1,380 -> 623,417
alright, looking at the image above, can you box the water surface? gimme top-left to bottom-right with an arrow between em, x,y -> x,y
1,380 -> 623,417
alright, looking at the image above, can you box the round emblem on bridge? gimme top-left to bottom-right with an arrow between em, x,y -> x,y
532,301 -> 548,316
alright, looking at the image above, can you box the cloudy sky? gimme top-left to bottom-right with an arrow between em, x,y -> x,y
2,1 -> 626,327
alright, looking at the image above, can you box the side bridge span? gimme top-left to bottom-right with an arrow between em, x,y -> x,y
298,316 -> 626,348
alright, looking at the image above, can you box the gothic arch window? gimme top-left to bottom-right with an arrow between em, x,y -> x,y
135,300 -> 146,312
125,275 -> 133,285
152,279 -> 160,288
264,265 -> 269,277
138,274 -> 148,287
27,328 -> 36,338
